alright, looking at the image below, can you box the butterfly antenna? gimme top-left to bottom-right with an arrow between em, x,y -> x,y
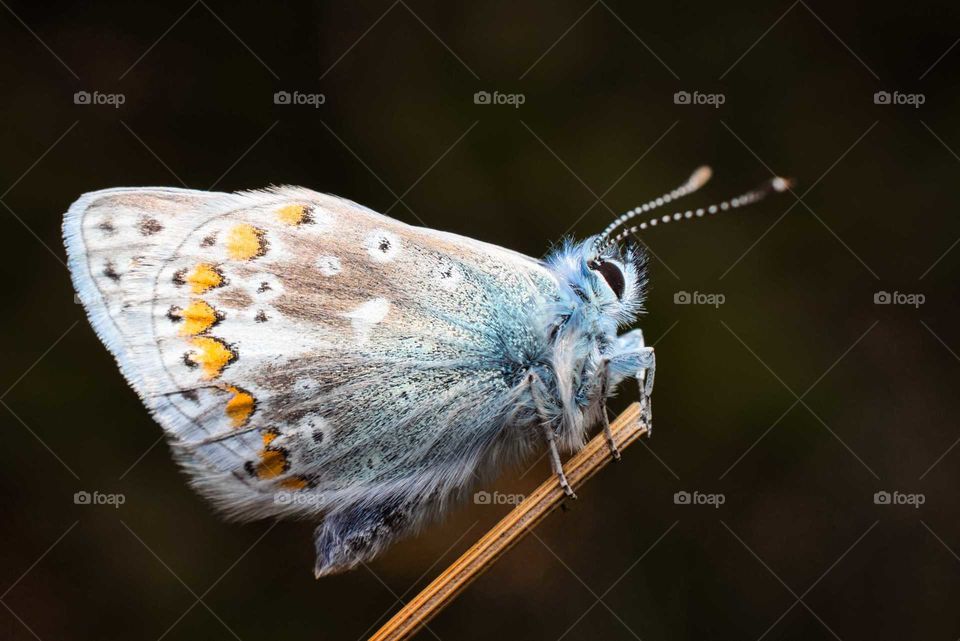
604,175 -> 793,249
594,166 -> 713,251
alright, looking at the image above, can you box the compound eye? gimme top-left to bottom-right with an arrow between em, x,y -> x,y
590,259 -> 625,299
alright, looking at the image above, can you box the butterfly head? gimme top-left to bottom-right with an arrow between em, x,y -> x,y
586,239 -> 649,319
544,237 -> 648,329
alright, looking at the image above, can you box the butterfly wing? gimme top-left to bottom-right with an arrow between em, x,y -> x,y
64,186 -> 557,574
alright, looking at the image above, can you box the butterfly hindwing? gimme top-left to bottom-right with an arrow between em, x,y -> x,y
65,186 -> 558,574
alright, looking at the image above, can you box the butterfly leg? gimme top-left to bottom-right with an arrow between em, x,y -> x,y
638,348 -> 655,433
609,329 -> 656,433
542,421 -> 576,499
528,372 -> 576,499
598,359 -> 620,461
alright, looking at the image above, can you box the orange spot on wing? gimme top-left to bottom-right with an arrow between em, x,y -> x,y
279,476 -> 308,490
227,224 -> 267,260
276,204 -> 310,225
187,336 -> 236,379
177,300 -> 220,336
256,448 -> 287,479
185,263 -> 224,294
225,385 -> 255,427
248,431 -> 299,482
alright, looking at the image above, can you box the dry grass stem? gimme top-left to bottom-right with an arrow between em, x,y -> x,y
369,402 -> 647,641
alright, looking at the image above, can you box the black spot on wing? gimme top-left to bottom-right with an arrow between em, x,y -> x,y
103,260 -> 121,282
139,217 -> 163,235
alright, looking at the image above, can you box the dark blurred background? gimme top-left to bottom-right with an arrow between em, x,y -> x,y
2,1 -> 959,639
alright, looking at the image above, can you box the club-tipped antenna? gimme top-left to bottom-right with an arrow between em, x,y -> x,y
602,174 -> 793,249
594,166 -> 713,251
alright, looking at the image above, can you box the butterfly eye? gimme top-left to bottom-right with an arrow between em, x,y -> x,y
589,259 -> 625,299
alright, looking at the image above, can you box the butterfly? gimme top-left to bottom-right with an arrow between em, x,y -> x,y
63,167 -> 789,576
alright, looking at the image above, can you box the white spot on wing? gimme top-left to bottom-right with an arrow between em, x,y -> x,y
434,262 -> 462,291
251,273 -> 283,301
342,298 -> 390,345
293,378 -> 320,395
363,229 -> 400,262
301,412 -> 332,450
316,256 -> 341,276
303,208 -> 334,234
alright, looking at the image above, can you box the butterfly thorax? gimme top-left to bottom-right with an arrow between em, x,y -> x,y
521,238 -> 647,452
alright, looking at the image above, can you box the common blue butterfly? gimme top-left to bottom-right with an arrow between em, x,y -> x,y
63,167 -> 789,576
